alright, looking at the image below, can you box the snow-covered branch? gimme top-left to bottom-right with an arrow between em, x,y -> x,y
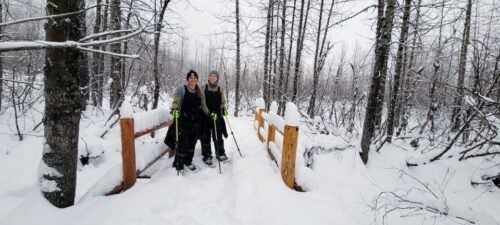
78,29 -> 138,43
77,46 -> 139,59
0,4 -> 106,28
0,41 -> 80,52
0,25 -> 149,59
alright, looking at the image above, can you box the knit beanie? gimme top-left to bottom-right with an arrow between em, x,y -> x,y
209,70 -> 219,82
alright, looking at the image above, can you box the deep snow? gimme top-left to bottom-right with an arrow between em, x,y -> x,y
0,97 -> 499,225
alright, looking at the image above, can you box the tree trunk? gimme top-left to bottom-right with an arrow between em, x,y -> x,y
91,0 -> 102,107
152,0 -> 171,110
292,0 -> 309,103
283,0 -> 297,108
234,0 -> 241,116
272,2 -> 279,102
347,62 -> 358,133
109,0 -> 122,110
399,0 -> 421,133
268,4 -> 274,106
41,0 -> 84,208
420,2 -> 446,135
97,0 -> 109,107
307,0 -> 325,118
0,2 -> 3,111
386,0 -> 411,142
277,0 -> 287,115
263,0 -> 273,109
308,0 -> 334,118
360,0 -> 397,164
79,1 -> 89,111
120,2 -> 134,100
451,0 -> 472,132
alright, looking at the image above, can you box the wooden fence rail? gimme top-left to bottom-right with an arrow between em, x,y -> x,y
255,101 -> 300,190
115,110 -> 173,193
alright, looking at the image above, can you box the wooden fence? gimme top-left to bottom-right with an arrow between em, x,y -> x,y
119,116 -> 173,192
255,102 -> 301,190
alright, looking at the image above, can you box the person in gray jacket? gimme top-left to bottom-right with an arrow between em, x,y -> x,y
168,70 -> 209,173
200,70 -> 229,166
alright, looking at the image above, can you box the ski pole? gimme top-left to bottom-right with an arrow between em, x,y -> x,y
174,109 -> 181,176
224,115 -> 243,158
211,113 -> 222,174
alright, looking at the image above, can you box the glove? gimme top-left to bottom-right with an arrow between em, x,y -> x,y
170,108 -> 180,118
210,112 -> 218,120
222,108 -> 228,116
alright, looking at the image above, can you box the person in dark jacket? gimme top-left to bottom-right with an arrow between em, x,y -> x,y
201,70 -> 229,166
167,70 -> 209,173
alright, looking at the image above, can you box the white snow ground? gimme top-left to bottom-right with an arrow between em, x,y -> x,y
0,100 -> 499,225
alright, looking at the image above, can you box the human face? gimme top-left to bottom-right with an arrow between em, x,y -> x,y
209,74 -> 218,84
187,74 -> 198,87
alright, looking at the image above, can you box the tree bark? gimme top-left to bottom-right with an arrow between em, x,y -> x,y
399,0 -> 421,134
307,0 -> 334,118
307,0 -> 325,118
263,0 -> 273,109
347,62 -> 358,133
360,0 -> 397,164
41,0 -> 84,208
152,0 -> 171,110
0,2 -> 3,111
292,0 -> 310,103
451,0 -> 472,132
283,0 -> 297,108
97,0 -> 109,107
386,0 -> 411,141
277,0 -> 287,114
268,4 -> 274,106
109,0 -> 122,110
420,2 -> 446,135
91,0 -> 102,107
234,0 -> 241,116
272,2 -> 279,101
79,1 -> 89,111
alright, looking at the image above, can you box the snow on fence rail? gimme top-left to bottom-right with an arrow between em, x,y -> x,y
83,104 -> 173,198
254,100 -> 301,190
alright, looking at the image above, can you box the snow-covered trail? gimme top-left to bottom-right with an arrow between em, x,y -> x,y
0,115 -> 360,225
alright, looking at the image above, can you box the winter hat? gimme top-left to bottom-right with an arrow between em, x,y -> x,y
209,70 -> 219,82
186,69 -> 198,80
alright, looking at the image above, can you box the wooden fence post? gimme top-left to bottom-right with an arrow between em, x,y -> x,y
267,124 -> 276,161
281,125 -> 299,189
120,118 -> 136,190
257,108 -> 265,142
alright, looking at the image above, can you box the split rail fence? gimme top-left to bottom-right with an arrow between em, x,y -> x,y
97,108 -> 174,196
254,101 -> 301,190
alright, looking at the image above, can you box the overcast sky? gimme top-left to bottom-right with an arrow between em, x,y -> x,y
169,0 -> 376,62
